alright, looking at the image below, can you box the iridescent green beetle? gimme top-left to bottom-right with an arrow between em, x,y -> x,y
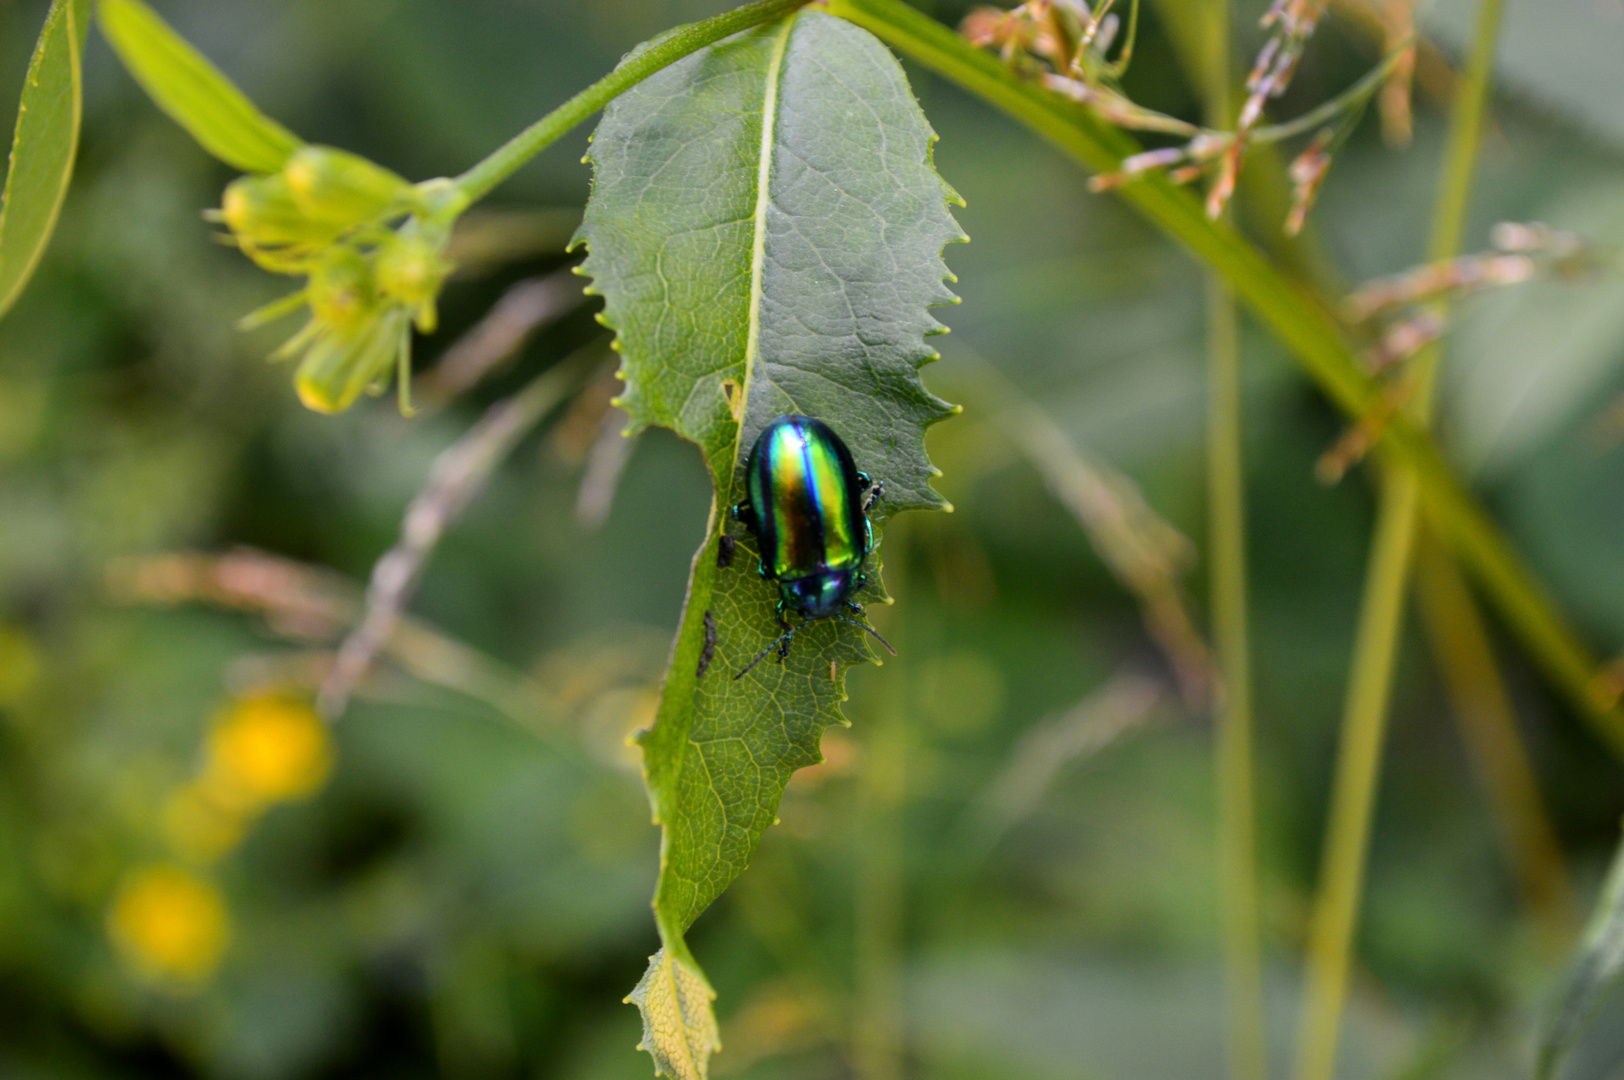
731,414 -> 895,679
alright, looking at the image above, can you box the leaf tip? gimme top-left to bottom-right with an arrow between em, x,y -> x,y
626,948 -> 720,1080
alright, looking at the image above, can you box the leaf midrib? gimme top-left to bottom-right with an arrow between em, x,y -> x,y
725,14 -> 796,510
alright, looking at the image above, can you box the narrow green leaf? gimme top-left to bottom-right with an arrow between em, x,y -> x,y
574,10 -> 962,1073
1539,831 -> 1624,1080
97,0 -> 303,174
0,0 -> 89,321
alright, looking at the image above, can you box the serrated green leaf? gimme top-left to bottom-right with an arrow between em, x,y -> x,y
97,0 -> 303,174
0,0 -> 89,322
1538,831 -> 1624,1080
625,949 -> 721,1080
573,10 -> 962,1075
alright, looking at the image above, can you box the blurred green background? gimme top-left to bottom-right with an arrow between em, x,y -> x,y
2,0 -> 1624,1077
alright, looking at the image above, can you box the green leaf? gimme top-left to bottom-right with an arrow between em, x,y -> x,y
624,949 -> 721,1080
573,9 -> 962,1073
1539,830 -> 1624,1080
0,0 -> 90,322
96,0 -> 303,174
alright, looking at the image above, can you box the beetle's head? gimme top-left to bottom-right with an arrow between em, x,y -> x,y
780,570 -> 857,620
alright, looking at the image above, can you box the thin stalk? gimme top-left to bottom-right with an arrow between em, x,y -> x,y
1200,1 -> 1268,1077
1249,45 -> 1409,145
1212,274 -> 1268,1080
451,0 -> 811,205
820,0 -> 1624,753
1291,2 -> 1505,1078
1412,530 -> 1577,945
1293,471 -> 1420,1080
853,518 -> 911,1080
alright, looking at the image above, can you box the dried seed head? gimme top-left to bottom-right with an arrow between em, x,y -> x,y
1365,310 -> 1445,372
1284,129 -> 1334,236
960,6 -> 1022,48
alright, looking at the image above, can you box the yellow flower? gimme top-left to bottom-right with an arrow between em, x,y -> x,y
204,693 -> 333,810
216,150 -> 463,415
218,146 -> 414,274
107,865 -> 230,987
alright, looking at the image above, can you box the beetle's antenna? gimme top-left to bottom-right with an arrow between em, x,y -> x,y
735,625 -> 799,680
838,615 -> 897,655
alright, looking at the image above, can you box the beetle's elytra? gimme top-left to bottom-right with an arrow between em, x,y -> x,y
729,414 -> 893,679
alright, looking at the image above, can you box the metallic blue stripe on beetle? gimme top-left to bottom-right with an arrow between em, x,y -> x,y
730,414 -> 895,678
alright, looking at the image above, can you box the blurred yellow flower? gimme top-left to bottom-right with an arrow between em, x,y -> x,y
107,865 -> 230,986
205,694 -> 333,810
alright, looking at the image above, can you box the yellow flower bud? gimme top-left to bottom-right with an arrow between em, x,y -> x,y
376,224 -> 452,333
283,145 -> 412,229
219,173 -> 341,250
295,307 -> 408,414
307,247 -> 379,333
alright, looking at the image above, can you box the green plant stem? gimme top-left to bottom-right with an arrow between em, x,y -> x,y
1291,2 -> 1505,1078
820,0 -> 1624,754
451,0 -> 810,205
1211,273 -> 1269,1080
1412,529 -> 1576,944
1292,468 -> 1420,1080
854,518 -> 911,1080
1198,2 -> 1268,1077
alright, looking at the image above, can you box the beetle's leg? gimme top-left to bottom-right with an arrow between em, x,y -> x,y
776,604 -> 801,660
861,478 -> 884,514
732,499 -> 756,530
837,610 -> 897,656
735,622 -> 800,680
